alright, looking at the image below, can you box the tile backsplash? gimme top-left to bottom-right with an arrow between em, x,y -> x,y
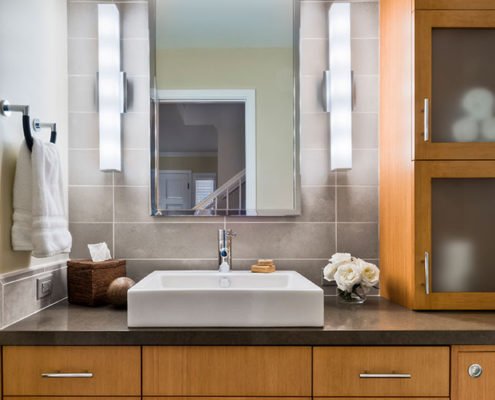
67,0 -> 379,288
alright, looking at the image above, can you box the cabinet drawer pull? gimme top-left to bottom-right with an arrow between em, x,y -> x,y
424,251 -> 430,295
359,373 -> 412,379
468,364 -> 483,378
424,98 -> 429,141
41,372 -> 93,378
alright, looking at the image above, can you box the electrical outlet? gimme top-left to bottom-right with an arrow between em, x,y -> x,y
37,276 -> 53,300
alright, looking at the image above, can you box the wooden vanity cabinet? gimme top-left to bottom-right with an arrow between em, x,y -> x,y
2,346 -> 141,396
142,346 -> 312,397
380,0 -> 495,309
313,347 -> 450,398
452,345 -> 495,400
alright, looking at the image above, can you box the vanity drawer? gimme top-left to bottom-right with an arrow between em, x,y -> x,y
143,346 -> 312,396
313,346 -> 450,397
3,346 -> 141,396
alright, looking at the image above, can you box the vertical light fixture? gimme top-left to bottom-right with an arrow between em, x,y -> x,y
326,2 -> 352,171
98,4 -> 125,171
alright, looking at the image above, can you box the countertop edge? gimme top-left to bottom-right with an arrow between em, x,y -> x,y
2,330 -> 495,346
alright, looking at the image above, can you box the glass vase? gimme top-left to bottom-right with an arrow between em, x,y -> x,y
337,286 -> 367,304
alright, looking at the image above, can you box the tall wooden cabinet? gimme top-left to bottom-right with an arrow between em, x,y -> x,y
380,0 -> 495,309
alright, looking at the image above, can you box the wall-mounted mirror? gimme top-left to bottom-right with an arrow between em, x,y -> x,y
149,0 -> 300,216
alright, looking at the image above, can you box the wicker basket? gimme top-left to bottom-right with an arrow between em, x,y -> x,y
67,259 -> 126,306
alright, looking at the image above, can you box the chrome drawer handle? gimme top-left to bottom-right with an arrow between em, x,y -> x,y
468,364 -> 483,378
360,373 -> 412,379
41,372 -> 93,378
424,98 -> 429,141
424,251 -> 430,295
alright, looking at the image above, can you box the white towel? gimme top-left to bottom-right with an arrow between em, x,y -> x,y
11,137 -> 72,257
11,141 -> 33,251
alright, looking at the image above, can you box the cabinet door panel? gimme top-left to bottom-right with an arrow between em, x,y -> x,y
313,346 -> 450,397
415,161 -> 495,309
143,346 -> 312,396
453,346 -> 495,400
3,346 -> 141,396
415,11 -> 495,159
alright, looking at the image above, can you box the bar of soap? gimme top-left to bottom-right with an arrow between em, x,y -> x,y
251,264 -> 276,273
257,259 -> 274,266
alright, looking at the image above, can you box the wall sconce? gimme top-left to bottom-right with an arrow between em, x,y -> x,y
97,4 -> 127,172
325,2 -> 352,171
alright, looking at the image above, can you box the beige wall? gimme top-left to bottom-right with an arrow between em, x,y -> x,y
159,156 -> 217,173
0,0 -> 68,273
156,47 -> 295,210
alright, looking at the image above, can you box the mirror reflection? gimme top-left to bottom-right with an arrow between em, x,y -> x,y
150,0 -> 300,216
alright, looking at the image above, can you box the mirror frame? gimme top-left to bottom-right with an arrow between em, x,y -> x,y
148,0 -> 301,217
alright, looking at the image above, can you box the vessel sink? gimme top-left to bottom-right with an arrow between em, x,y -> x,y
127,270 -> 324,327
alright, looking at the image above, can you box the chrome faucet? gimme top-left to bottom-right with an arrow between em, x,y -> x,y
218,228 -> 236,272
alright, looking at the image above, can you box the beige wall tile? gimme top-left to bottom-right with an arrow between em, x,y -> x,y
68,1 -> 98,38
69,112 -> 99,149
69,76 -> 97,113
68,38 -> 97,75
353,75 -> 379,113
69,223 -> 113,259
337,186 -> 378,222
119,2 -> 149,39
122,39 -> 149,76
301,148 -> 335,186
301,112 -> 329,149
351,2 -> 379,38
301,38 -> 328,75
122,113 -> 149,149
337,222 -> 378,259
337,149 -> 378,185
69,149 -> 113,186
301,1 -> 328,39
115,222 -> 222,259
69,186 -> 113,222
114,149 -> 149,186
352,38 -> 379,75
353,112 -> 378,148
228,223 -> 336,259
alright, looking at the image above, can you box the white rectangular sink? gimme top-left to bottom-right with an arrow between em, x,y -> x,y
127,270 -> 324,327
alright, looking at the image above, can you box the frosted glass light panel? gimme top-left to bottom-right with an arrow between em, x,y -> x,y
432,29 -> 495,143
431,178 -> 495,292
98,4 -> 122,171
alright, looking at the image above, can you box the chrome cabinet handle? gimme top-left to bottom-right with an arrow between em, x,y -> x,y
424,251 -> 430,295
41,372 -> 93,378
424,98 -> 430,141
468,364 -> 483,378
360,373 -> 412,379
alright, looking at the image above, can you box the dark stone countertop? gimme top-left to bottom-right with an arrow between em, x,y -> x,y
2,296 -> 495,345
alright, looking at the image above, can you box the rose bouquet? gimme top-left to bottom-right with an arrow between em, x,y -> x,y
323,253 -> 379,304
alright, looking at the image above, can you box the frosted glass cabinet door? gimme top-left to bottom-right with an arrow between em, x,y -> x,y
431,178 -> 495,292
415,161 -> 495,309
432,29 -> 495,143
415,11 -> 495,160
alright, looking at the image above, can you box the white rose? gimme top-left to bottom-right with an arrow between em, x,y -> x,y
323,262 -> 338,282
357,259 -> 380,287
334,262 -> 362,292
329,253 -> 352,267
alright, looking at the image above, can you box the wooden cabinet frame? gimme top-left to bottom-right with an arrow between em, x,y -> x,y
415,11 -> 495,160
414,161 -> 495,309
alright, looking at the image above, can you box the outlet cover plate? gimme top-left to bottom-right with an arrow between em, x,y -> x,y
37,276 -> 53,300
